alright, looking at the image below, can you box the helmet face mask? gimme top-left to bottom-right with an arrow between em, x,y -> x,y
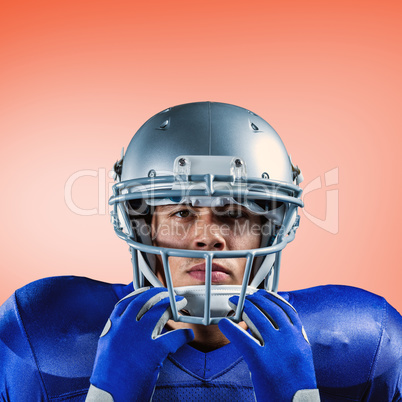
109,102 -> 303,325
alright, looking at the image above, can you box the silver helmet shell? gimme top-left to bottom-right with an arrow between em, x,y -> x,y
109,102 -> 303,325
121,102 -> 294,183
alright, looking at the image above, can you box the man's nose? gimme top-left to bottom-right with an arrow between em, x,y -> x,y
192,211 -> 226,251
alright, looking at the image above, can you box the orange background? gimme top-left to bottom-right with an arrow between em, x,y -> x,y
1,1 -> 401,312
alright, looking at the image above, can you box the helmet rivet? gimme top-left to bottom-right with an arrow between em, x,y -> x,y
234,158 -> 243,167
262,172 -> 269,179
178,158 -> 187,166
148,169 -> 156,177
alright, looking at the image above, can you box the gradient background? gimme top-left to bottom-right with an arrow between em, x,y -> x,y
1,1 -> 401,312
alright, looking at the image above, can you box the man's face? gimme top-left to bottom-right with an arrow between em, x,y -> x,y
151,204 -> 262,287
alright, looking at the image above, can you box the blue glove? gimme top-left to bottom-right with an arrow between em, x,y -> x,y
218,290 -> 319,402
89,287 -> 194,402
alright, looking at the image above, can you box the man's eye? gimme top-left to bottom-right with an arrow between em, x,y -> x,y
173,210 -> 192,218
224,210 -> 247,219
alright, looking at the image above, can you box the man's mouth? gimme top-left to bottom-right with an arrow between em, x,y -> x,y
187,262 -> 231,283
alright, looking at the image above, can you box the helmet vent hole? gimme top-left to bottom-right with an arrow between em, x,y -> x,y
250,122 -> 259,131
159,119 -> 169,129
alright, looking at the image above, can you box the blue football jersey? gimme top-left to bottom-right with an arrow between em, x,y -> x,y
0,276 -> 401,401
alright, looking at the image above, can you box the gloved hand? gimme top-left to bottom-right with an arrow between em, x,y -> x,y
218,290 -> 319,402
89,287 -> 194,402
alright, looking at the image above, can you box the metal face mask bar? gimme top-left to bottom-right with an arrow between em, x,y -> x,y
109,172 -> 303,325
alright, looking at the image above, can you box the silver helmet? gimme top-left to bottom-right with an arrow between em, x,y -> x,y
109,102 -> 303,325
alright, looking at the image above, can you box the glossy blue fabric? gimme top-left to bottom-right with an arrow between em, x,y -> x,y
0,276 -> 401,401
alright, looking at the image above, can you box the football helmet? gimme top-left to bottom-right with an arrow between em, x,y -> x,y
109,102 -> 303,325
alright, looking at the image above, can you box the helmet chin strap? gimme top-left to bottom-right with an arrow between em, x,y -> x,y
249,252 -> 276,289
174,285 -> 258,318
137,251 -> 164,287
